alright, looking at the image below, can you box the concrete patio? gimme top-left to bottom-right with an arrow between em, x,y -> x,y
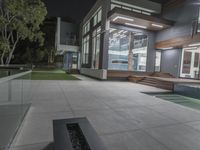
12,75 -> 200,150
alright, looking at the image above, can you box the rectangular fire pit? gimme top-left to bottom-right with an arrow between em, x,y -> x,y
53,117 -> 107,150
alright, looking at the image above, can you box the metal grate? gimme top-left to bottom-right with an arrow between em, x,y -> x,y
67,123 -> 91,150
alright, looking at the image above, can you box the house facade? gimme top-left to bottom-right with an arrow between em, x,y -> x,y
55,17 -> 80,72
80,0 -> 200,80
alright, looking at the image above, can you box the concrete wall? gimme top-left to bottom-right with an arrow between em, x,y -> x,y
156,0 -> 199,42
80,68 -> 107,80
161,49 -> 182,77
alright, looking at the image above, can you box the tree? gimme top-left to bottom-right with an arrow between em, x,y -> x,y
0,0 -> 47,65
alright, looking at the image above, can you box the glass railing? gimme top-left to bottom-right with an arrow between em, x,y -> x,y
0,66 -> 32,150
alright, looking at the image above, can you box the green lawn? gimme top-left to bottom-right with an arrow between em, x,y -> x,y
29,72 -> 79,80
20,68 -> 79,80
33,68 -> 66,73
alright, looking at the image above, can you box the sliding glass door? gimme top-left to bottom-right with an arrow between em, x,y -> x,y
180,47 -> 200,79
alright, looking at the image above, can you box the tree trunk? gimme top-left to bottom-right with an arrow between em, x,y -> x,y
5,38 -> 19,65
128,32 -> 134,71
1,50 -> 5,65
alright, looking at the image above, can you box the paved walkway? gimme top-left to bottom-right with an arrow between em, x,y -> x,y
12,76 -> 200,150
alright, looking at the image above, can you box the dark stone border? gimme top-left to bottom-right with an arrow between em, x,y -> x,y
53,117 -> 108,150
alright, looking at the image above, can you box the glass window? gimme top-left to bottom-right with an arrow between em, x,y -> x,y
180,47 -> 200,79
97,9 -> 102,23
82,35 -> 90,64
83,22 -> 90,35
93,9 -> 102,26
91,27 -> 101,69
93,15 -> 97,27
198,8 -> 200,32
108,28 -> 148,71
155,51 -> 161,72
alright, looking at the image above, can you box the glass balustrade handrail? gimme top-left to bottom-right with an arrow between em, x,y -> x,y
0,70 -> 32,84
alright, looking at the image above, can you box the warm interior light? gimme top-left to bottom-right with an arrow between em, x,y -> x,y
113,16 -> 134,22
161,47 -> 173,50
125,23 -> 147,29
152,23 -> 163,28
189,43 -> 200,47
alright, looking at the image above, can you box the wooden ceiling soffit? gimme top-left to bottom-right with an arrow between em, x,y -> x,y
155,34 -> 200,49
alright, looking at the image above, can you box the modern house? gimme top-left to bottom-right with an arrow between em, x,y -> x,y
79,0 -> 200,80
55,17 -> 80,72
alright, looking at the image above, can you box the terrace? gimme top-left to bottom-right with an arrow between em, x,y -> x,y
2,68 -> 200,150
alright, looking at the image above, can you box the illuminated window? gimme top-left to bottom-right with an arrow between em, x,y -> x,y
83,22 -> 90,35
198,8 -> 200,33
82,35 -> 90,64
155,51 -> 161,72
93,9 -> 102,26
91,27 -> 101,69
108,28 -> 148,71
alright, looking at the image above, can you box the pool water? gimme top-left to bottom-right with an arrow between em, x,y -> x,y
145,92 -> 200,111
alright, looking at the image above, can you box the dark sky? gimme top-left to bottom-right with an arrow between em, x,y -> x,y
44,0 -> 97,22
44,0 -> 167,23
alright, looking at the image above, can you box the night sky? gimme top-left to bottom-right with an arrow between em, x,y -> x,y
44,0 -> 97,22
44,0 -> 167,23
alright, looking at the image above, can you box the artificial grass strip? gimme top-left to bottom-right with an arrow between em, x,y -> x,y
30,72 -> 79,80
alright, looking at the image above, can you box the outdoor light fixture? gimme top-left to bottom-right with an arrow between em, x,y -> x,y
125,23 -> 147,29
189,42 -> 200,47
152,23 -> 163,28
161,47 -> 173,50
113,16 -> 134,22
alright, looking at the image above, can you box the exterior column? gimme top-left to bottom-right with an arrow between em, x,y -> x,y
128,32 -> 134,71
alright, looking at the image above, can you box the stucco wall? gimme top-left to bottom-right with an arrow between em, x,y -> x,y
156,0 -> 199,42
161,49 -> 182,77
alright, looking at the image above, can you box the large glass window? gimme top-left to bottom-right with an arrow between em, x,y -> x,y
92,27 -> 101,69
83,22 -> 90,35
108,28 -> 148,71
198,8 -> 200,33
82,35 -> 90,64
180,47 -> 200,79
93,9 -> 102,26
155,51 -> 161,72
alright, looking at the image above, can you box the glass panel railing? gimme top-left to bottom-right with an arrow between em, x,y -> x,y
0,67 -> 32,150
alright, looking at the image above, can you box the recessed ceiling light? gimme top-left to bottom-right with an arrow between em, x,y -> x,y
184,47 -> 197,50
152,23 -> 163,28
113,16 -> 134,22
125,23 -> 147,29
189,43 -> 200,47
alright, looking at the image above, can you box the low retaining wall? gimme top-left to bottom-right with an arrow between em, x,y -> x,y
174,84 -> 200,99
80,68 -> 107,80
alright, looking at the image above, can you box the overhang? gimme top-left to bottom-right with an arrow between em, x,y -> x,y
108,8 -> 174,31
